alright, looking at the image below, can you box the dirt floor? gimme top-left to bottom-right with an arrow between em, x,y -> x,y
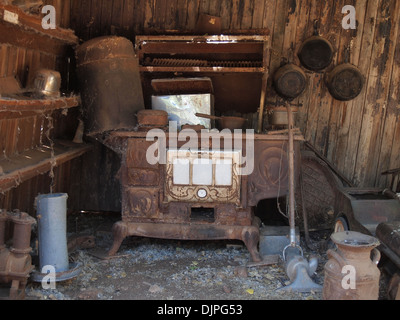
22,211 -> 392,301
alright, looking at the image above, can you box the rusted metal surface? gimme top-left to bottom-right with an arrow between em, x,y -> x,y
295,152 -> 342,231
108,218 -> 262,263
247,140 -> 300,206
334,188 -> 400,235
137,109 -> 168,127
102,130 -> 301,262
75,36 -> 145,135
195,113 -> 246,130
273,64 -> 307,100
376,222 -> 400,260
298,35 -> 333,72
388,273 -> 400,300
323,231 -> 381,300
325,63 -> 364,101
0,210 -> 35,300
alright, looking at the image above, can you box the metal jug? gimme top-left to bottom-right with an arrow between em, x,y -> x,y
323,231 -> 381,300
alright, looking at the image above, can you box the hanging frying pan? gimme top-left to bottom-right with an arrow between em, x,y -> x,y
325,63 -> 364,101
298,20 -> 334,72
273,63 -> 307,99
325,47 -> 364,101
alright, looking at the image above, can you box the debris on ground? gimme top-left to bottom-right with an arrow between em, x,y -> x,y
24,212 -> 391,300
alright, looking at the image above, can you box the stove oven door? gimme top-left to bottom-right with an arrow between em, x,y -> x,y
164,149 -> 241,205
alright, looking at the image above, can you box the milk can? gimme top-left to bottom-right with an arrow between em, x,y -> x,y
323,231 -> 381,300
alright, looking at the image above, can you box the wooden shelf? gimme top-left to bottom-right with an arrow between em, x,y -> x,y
0,140 -> 92,193
0,4 -> 79,56
0,95 -> 80,119
136,34 -> 270,119
0,4 -> 78,44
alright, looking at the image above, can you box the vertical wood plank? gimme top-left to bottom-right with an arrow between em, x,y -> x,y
316,0 -> 349,158
241,0 -> 255,30
5,119 -> 18,157
301,0 -> 324,143
208,0 -> 221,18
353,0 -> 398,186
0,119 -> 6,158
176,0 -> 189,32
375,0 -> 400,187
219,0 -> 232,31
334,0 -> 368,170
251,0 -> 265,29
292,0 -> 312,131
110,0 -> 124,35
0,45 -> 9,77
341,0 -> 380,183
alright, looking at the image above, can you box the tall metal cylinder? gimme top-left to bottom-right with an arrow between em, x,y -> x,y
75,36 -> 145,135
36,193 -> 69,273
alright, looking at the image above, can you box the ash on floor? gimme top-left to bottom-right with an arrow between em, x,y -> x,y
24,212 -> 390,300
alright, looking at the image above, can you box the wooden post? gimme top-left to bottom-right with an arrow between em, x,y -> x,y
257,39 -> 269,133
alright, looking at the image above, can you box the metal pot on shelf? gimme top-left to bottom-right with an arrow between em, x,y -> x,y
195,113 -> 246,131
33,69 -> 61,98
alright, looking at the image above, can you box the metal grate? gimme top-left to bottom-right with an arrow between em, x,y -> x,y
149,58 -> 262,68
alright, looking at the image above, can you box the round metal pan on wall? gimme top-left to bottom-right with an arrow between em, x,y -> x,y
273,63 -> 307,100
325,63 -> 364,101
298,35 -> 334,72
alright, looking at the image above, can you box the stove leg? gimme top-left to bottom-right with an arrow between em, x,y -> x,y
108,221 -> 128,256
242,227 -> 261,262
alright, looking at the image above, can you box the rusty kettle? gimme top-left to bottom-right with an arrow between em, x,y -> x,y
323,231 -> 381,300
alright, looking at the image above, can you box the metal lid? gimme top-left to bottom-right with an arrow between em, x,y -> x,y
76,36 -> 135,65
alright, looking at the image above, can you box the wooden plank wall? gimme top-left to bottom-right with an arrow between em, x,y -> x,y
0,0 -> 82,214
0,40 -> 79,213
68,0 -> 400,191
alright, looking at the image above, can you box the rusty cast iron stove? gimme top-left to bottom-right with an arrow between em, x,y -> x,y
101,130 -> 301,262
79,34 -> 303,262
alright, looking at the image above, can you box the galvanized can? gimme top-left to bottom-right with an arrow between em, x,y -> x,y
323,231 -> 381,300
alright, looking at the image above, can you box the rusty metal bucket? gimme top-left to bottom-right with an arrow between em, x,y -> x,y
323,231 -> 381,300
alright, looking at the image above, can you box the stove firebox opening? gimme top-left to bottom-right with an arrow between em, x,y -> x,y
190,207 -> 215,222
